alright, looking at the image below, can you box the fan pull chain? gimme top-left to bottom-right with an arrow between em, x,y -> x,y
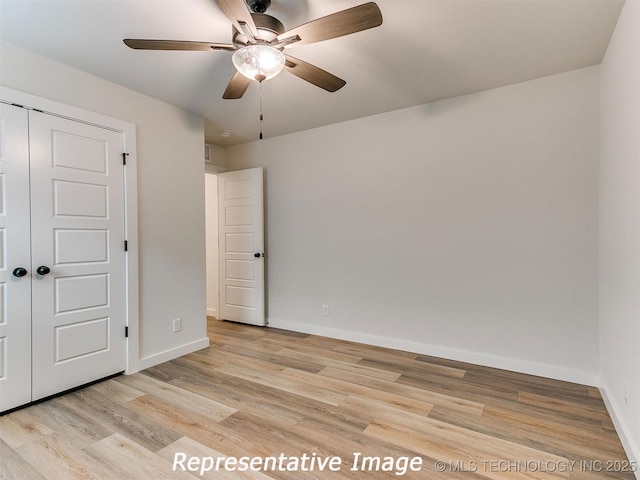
259,80 -> 263,140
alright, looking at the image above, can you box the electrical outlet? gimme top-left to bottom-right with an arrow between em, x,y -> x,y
172,318 -> 182,333
624,382 -> 631,407
322,304 -> 329,316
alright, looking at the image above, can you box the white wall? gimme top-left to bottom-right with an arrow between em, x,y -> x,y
0,41 -> 209,368
227,66 -> 600,384
205,173 -> 219,317
599,0 -> 640,465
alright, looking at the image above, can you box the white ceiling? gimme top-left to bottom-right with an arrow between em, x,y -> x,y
0,0 -> 624,145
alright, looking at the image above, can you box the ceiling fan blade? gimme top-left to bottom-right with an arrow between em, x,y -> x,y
223,71 -> 252,99
284,55 -> 346,92
124,39 -> 235,51
215,0 -> 258,38
277,2 -> 382,47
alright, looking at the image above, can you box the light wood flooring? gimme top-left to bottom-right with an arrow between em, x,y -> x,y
1,318 -> 636,479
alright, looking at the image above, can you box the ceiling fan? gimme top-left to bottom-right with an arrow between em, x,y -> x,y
123,0 -> 383,99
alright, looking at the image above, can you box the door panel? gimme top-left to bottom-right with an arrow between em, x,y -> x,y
226,259 -> 254,280
218,168 -> 265,326
0,103 -> 32,411
54,229 -> 109,264
29,111 -> 126,400
54,274 -> 109,314
55,317 -> 109,362
53,180 -> 108,217
52,130 -> 108,173
226,233 -> 254,252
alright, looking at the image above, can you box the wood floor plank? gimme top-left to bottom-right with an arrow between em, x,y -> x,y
320,366 -> 486,416
0,437 -> 48,480
463,366 -> 596,403
82,433 -> 193,480
397,369 -> 522,404
215,363 -> 348,406
83,377 -> 146,405
156,436 -> 278,480
116,373 -> 237,422
331,342 -> 419,361
517,390 -> 613,422
429,402 -> 627,463
59,387 -> 182,452
138,357 -> 205,383
363,412 -> 572,480
208,333 -> 282,354
280,367 -> 434,416
214,339 -> 326,373
482,400 -> 624,448
0,407 -> 55,449
257,337 -> 363,363
339,394 -> 432,425
168,370 -> 308,424
358,355 -> 467,379
15,433 -> 116,480
217,410 -> 334,460
121,388 -> 277,459
208,347 -> 291,375
123,392 -> 236,452
173,369 -> 373,437
20,397 -> 113,450
275,348 -> 402,381
284,419 -> 429,480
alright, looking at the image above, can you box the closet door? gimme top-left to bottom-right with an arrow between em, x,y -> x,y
29,111 -> 127,400
0,103 -> 33,412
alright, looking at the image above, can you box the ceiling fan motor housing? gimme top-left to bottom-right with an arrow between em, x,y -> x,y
232,12 -> 285,47
246,0 -> 271,13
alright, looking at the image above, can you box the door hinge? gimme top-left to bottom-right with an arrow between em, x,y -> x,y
122,152 -> 129,165
125,326 -> 129,338
124,240 -> 128,251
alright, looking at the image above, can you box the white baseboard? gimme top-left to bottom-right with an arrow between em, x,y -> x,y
137,337 -> 210,371
207,308 -> 217,317
600,383 -> 640,479
266,318 -> 599,386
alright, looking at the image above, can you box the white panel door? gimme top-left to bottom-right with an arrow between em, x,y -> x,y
218,168 -> 265,326
29,111 -> 127,400
0,103 -> 32,411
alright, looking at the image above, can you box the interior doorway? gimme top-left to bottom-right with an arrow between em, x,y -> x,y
205,173 -> 219,318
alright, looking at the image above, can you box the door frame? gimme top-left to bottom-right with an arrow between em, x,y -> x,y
204,172 -> 219,319
0,86 -> 140,374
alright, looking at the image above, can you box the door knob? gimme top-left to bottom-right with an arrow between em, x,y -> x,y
254,253 -> 263,258
12,267 -> 28,278
36,265 -> 51,275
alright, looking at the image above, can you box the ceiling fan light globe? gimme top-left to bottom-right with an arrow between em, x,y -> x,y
232,45 -> 285,82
